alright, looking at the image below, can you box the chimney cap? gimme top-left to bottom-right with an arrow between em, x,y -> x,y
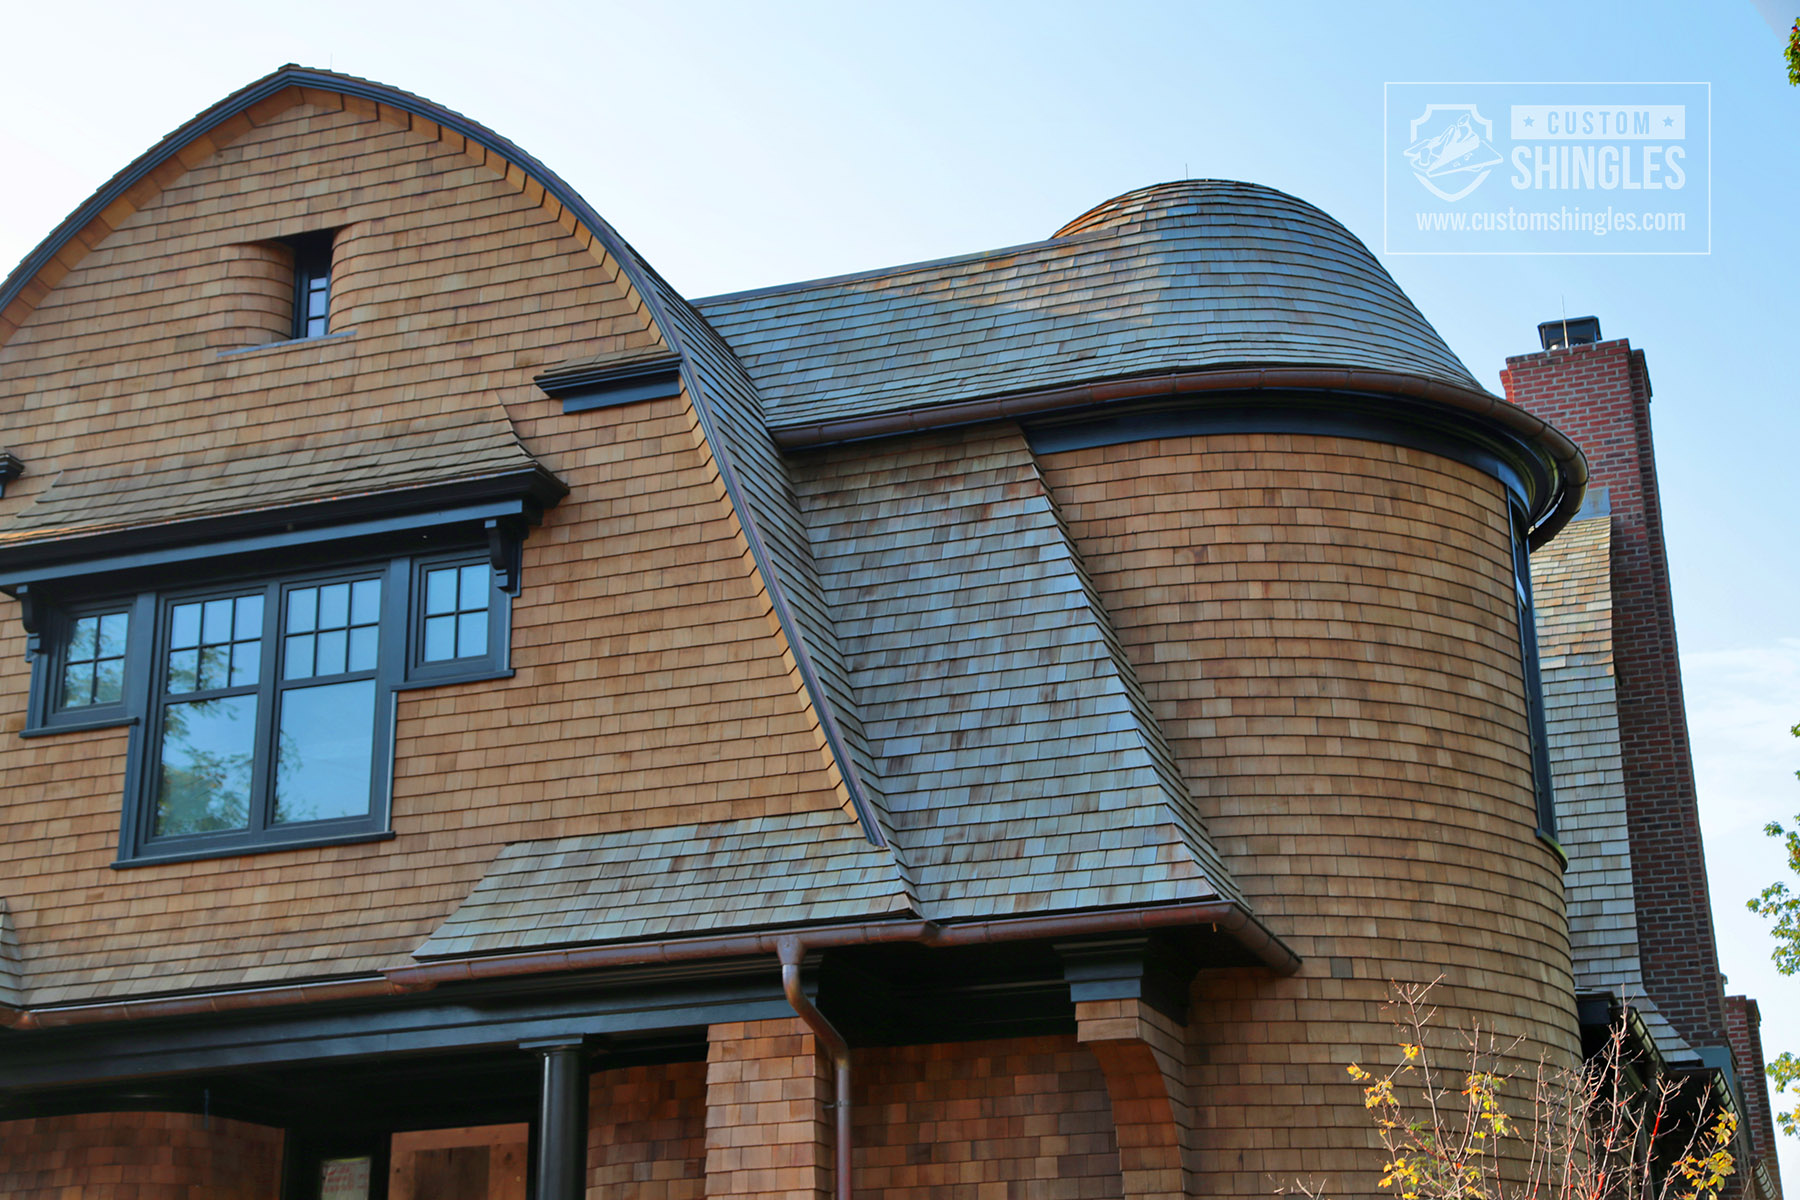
1538,316 -> 1602,350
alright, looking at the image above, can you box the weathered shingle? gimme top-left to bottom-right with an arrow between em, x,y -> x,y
791,425 -> 1239,917
2,405 -> 542,545
697,181 -> 1478,432
1533,516 -> 1697,1065
416,808 -> 911,958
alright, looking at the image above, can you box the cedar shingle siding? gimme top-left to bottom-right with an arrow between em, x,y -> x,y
0,67 -> 1773,1200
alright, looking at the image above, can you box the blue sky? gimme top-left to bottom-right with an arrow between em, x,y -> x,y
0,0 -> 1794,1180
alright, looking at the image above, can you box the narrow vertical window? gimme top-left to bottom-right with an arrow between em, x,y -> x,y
290,230 -> 335,339
1510,506 -> 1558,843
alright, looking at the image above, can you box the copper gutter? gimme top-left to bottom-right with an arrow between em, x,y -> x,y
0,976 -> 421,1030
381,899 -> 1299,988
767,366 -> 1589,547
779,935 -> 853,1200
1,900 -> 1297,1030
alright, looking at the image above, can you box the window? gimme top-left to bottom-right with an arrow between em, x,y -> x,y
24,543 -> 512,865
287,230 -> 335,340
27,595 -> 148,734
410,554 -> 507,684
1510,504 -> 1559,848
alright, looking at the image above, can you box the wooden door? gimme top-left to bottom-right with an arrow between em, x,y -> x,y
388,1124 -> 529,1200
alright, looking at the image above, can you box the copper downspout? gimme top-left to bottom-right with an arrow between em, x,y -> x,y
778,935 -> 853,1200
2,900 -> 1299,1030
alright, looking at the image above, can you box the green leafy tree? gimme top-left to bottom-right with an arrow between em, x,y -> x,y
1746,722 -> 1800,1135
1789,19 -> 1800,86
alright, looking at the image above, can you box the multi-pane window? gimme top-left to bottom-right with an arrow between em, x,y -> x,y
276,578 -> 382,825
28,546 -> 511,864
423,563 -> 490,662
60,611 -> 129,709
155,592 -> 265,836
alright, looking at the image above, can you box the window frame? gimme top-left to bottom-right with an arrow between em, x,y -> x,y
1509,502 -> 1560,851
405,549 -> 512,686
287,229 -> 336,341
133,563 -> 406,860
17,534 -> 515,867
28,591 -> 151,734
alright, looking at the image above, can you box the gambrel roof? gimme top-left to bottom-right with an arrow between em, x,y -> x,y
0,67 -> 1590,994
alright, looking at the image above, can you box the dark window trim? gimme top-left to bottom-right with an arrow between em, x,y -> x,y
28,592 -> 148,732
19,535 -> 521,866
17,714 -> 139,739
284,229 -> 337,341
1510,501 -> 1559,848
115,829 -> 397,870
407,549 -> 511,684
0,496 -> 546,588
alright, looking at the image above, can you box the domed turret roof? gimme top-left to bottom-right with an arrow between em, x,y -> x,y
698,179 -> 1482,431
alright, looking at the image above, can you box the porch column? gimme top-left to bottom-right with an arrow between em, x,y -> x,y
704,1017 -> 832,1200
527,1039 -> 589,1200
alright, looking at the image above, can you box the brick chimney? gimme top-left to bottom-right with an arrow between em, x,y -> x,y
1500,322 -> 1729,1054
1726,995 -> 1784,1199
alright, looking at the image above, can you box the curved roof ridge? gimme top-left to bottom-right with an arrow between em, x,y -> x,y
1051,177 -> 1332,238
0,65 -> 899,861
0,66 -> 641,352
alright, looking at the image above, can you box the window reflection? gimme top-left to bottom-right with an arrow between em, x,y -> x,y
274,680 -> 376,824
61,611 -> 129,708
154,695 -> 256,835
422,563 -> 489,661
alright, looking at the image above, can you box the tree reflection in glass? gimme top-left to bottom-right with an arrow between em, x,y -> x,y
154,695 -> 255,835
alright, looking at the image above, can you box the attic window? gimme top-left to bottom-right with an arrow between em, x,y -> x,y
286,230 -> 336,340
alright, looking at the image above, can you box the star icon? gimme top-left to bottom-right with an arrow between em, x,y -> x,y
1523,116 -> 1535,127
1663,115 -> 1674,127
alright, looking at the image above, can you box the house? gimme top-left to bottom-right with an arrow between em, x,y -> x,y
0,65 -> 1774,1199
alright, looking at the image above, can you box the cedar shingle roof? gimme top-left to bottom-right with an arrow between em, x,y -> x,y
417,809 -> 912,958
793,426 -> 1239,917
419,181 -> 1481,952
695,180 -> 1479,432
0,407 -> 542,545
1533,515 -> 1698,1065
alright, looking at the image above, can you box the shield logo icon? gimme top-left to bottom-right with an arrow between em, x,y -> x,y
1403,104 -> 1503,202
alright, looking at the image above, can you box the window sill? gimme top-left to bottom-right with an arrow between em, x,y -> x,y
19,715 -> 138,739
214,329 -> 355,359
393,667 -> 515,693
113,828 -> 397,869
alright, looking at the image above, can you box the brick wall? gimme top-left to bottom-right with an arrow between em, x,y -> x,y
1725,995 -> 1784,1199
0,1111 -> 282,1198
1501,338 -> 1728,1051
